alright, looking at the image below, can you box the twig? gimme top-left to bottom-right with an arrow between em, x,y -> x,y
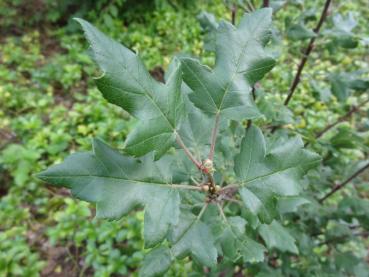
231,4 -> 237,25
219,184 -> 239,192
222,196 -> 242,205
305,99 -> 369,146
262,0 -> 269,8
284,0 -> 332,106
247,86 -> 256,128
208,112 -> 220,161
319,162 -> 369,203
175,133 -> 202,170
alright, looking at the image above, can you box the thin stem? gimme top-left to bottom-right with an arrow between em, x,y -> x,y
217,203 -> 228,223
191,177 -> 202,186
208,112 -> 221,161
231,4 -> 237,25
197,203 -> 209,220
319,162 -> 369,203
175,133 -> 202,170
284,0 -> 332,106
222,196 -> 242,205
245,0 -> 255,11
219,184 -> 239,193
305,99 -> 369,146
170,184 -> 203,191
247,86 -> 256,128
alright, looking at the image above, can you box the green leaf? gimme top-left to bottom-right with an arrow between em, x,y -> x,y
197,11 -> 219,51
287,23 -> 316,40
181,8 -> 275,121
329,72 -> 369,101
234,126 -> 320,222
330,127 -> 363,149
348,79 -> 369,91
333,12 -> 357,33
325,12 -> 358,49
330,73 -> 349,101
259,220 -> 298,254
310,81 -> 332,102
334,35 -> 358,49
177,92 -> 212,156
140,208 -> 218,276
75,18 -> 185,159
219,216 -> 266,263
258,91 -> 294,124
37,138 -> 180,248
277,196 -> 310,214
169,211 -> 218,267
140,246 -> 172,277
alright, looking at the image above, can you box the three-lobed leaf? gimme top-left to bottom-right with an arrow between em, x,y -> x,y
181,8 -> 275,121
75,18 -> 185,160
234,126 -> 320,222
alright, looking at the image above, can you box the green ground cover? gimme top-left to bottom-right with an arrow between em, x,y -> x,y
0,0 -> 368,276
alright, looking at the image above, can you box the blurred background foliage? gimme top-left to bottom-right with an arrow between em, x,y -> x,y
0,0 -> 368,276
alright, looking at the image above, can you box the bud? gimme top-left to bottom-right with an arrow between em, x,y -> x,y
202,159 -> 214,173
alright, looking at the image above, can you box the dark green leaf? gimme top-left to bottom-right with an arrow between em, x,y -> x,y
169,211 -> 218,267
75,18 -> 185,159
259,220 -> 298,254
218,216 -> 266,263
234,126 -> 320,222
330,73 -> 349,102
181,8 -> 275,120
140,246 -> 172,277
277,196 -> 310,214
37,139 -> 181,248
287,23 -> 316,40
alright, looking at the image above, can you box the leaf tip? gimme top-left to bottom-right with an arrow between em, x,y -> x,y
34,171 -> 48,182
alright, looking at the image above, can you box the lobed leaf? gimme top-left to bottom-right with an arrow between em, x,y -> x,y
218,216 -> 266,263
141,209 -> 218,276
181,8 -> 275,121
234,126 -> 320,222
37,139 -> 181,248
259,220 -> 298,254
75,18 -> 185,160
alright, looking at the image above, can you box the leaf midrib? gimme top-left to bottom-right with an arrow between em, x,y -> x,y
238,159 -> 319,187
87,24 -> 178,132
39,174 -> 172,187
216,36 -> 251,114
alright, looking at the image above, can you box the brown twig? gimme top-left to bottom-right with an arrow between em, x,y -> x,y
263,0 -> 269,8
319,162 -> 369,203
284,0 -> 332,106
231,4 -> 237,25
305,99 -> 369,146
